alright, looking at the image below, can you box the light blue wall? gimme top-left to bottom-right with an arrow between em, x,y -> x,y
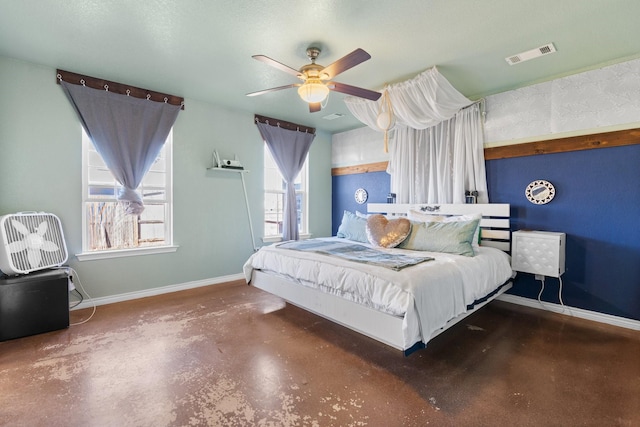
0,55 -> 332,298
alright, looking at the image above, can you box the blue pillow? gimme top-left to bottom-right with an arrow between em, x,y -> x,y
398,219 -> 479,256
336,210 -> 369,243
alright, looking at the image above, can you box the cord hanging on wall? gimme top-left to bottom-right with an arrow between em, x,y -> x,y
207,151 -> 254,251
376,87 -> 395,153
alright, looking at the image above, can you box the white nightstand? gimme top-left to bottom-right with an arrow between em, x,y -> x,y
512,230 -> 566,278
512,230 -> 567,308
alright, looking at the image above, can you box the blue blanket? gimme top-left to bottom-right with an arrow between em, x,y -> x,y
278,239 -> 433,271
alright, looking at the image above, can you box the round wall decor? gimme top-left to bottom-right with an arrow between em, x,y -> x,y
525,180 -> 556,204
354,188 -> 368,204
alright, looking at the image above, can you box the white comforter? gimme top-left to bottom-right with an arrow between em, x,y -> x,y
243,237 -> 514,346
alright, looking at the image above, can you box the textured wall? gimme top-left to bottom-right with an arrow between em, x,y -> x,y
331,126 -> 389,168
484,58 -> 640,144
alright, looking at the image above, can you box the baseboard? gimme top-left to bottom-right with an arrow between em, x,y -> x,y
497,294 -> 640,331
71,273 -> 246,310
71,276 -> 640,333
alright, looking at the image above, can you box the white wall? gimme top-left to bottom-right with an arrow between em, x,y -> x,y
333,58 -> 640,159
484,58 -> 640,145
331,126 -> 389,168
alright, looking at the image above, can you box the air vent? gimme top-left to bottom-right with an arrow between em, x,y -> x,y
322,113 -> 345,120
506,43 -> 557,65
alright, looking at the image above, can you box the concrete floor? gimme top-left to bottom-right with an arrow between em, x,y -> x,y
1,280 -> 639,426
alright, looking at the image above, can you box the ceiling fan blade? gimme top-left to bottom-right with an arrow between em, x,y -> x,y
252,55 -> 301,77
309,102 -> 322,113
329,82 -> 381,101
320,48 -> 371,79
246,84 -> 299,97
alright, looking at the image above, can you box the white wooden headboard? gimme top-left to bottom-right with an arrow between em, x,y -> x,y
367,203 -> 511,253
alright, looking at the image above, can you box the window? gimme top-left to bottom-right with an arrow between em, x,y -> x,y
79,128 -> 174,259
263,145 -> 308,240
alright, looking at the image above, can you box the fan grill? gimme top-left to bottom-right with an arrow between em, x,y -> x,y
0,213 -> 68,275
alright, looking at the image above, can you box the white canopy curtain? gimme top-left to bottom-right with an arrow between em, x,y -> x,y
388,104 -> 488,204
344,66 -> 488,204
58,70 -> 183,215
344,67 -> 471,130
255,115 -> 315,241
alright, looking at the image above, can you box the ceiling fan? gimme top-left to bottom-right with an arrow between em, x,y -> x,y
246,47 -> 382,112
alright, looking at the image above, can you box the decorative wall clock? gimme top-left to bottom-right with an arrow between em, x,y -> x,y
525,180 -> 555,204
354,188 -> 368,204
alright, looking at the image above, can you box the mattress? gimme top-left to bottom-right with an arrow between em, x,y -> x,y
244,237 -> 514,345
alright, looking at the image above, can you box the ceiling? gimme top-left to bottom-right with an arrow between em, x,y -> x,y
1,0 -> 640,134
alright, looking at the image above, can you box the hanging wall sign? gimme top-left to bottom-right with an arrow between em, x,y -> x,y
525,180 -> 556,204
355,188 -> 368,204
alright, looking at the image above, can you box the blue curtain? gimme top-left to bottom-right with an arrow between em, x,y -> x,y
256,122 -> 315,241
61,81 -> 181,214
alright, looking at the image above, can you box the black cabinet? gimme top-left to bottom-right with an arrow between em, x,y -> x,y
0,269 -> 69,341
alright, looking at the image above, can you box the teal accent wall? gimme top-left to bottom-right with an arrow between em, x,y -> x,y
0,55 -> 332,298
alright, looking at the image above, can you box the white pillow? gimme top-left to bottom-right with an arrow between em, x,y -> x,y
398,218 -> 478,256
407,210 -> 482,249
407,210 -> 447,222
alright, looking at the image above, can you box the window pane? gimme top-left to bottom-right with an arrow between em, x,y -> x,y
264,192 -> 283,236
85,202 -> 140,250
88,166 -> 116,185
147,156 -> 166,173
263,145 -> 307,238
88,185 -> 116,199
139,223 -> 165,245
88,150 -> 107,167
82,128 -> 172,252
296,192 -> 303,231
264,168 -> 283,191
141,188 -> 166,201
139,203 -> 165,221
141,170 -> 165,187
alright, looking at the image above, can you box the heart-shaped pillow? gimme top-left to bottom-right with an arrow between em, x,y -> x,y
366,214 -> 411,248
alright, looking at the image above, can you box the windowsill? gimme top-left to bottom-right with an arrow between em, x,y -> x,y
262,233 -> 312,244
76,245 -> 179,261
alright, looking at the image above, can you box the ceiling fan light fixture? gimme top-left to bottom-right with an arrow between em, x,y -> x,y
297,80 -> 330,103
250,47 -> 378,108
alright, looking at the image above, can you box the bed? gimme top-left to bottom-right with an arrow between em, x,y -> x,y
244,203 -> 514,355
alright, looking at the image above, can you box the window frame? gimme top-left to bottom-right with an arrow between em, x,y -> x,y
76,129 -> 177,261
262,146 -> 310,243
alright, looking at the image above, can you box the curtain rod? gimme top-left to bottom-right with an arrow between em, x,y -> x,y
254,114 -> 315,134
56,69 -> 185,110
